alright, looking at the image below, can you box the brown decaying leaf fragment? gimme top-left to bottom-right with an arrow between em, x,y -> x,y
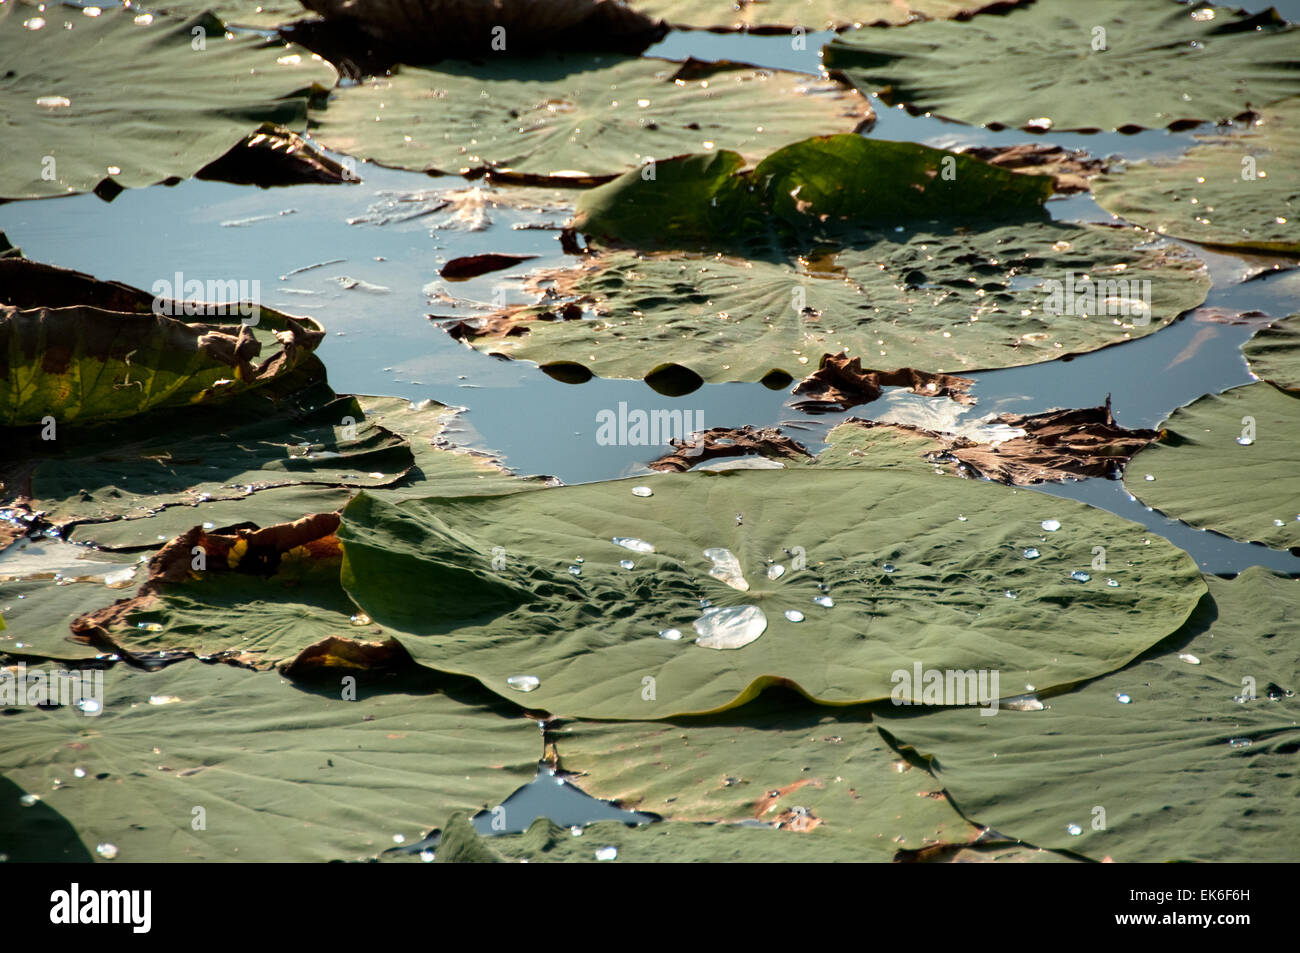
279,635 -> 414,678
960,144 -> 1107,194
197,125 -> 360,188
439,253 -> 539,281
70,513 -> 343,667
841,396 -> 1158,485
791,352 -> 976,414
647,425 -> 813,472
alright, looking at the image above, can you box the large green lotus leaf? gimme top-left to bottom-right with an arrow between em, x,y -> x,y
572,135 -> 1053,247
817,420 -> 947,472
309,55 -> 872,179
0,660 -> 537,861
143,0 -> 312,28
0,302 -> 325,426
1243,312 -> 1300,394
338,470 -> 1206,719
627,0 -> 1029,31
549,689 -> 981,854
1126,382 -> 1299,552
1094,100 -> 1300,254
7,387 -> 520,550
0,578 -> 131,663
431,811 -> 1068,863
823,1 -> 1300,132
452,224 -> 1209,382
874,569 -> 1300,861
0,4 -> 334,200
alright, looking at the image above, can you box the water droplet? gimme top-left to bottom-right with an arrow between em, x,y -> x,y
1116,692 -> 1132,704
631,486 -> 653,497
1236,436 -> 1254,445
703,548 -> 749,591
96,843 -> 119,859
619,559 -> 635,570
1178,653 -> 1200,665
1003,695 -> 1044,711
1273,519 -> 1285,527
1071,571 -> 1091,582
1041,519 -> 1061,532
699,598 -> 712,609
19,794 -> 40,807
419,850 -> 436,862
1144,474 -> 1155,481
595,846 -> 618,861
612,537 -> 654,553
813,595 -> 834,608
1107,579 -> 1119,588
568,565 -> 582,576
506,675 -> 540,693
1005,590 -> 1017,599
957,514 -> 968,521
349,613 -> 371,626
881,564 -> 896,573
784,609 -> 805,623
73,768 -> 86,778
693,605 -> 768,650
23,17 -> 46,29
76,698 -> 101,715
1227,738 -> 1252,749
1023,548 -> 1040,559
1066,823 -> 1082,836
148,695 -> 181,706
658,628 -> 682,641
570,826 -> 584,836
766,564 -> 785,580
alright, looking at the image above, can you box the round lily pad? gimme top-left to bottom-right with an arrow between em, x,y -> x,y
1126,381 -> 1299,553
339,469 -> 1206,719
823,1 -> 1300,132
1243,312 -> 1300,393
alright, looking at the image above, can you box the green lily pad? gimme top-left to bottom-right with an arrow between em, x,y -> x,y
451,225 -> 1209,383
549,688 -> 980,853
0,4 -> 334,200
1243,312 -> 1300,393
145,0 -> 313,28
0,660 -> 538,861
873,569 -> 1300,861
309,55 -> 873,180
0,577 -> 132,663
1126,381 -> 1299,553
627,0 -> 1030,31
573,135 -> 1053,247
823,1 -> 1300,132
1094,100 -> 1300,254
339,470 -> 1205,719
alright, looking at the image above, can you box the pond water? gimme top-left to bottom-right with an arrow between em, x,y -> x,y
3,1 -> 1298,843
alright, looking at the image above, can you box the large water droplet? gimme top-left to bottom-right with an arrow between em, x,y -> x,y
813,595 -> 834,608
631,486 -> 653,497
703,548 -> 749,591
1144,474 -> 1155,482
76,698 -> 101,715
658,628 -> 682,641
568,565 -> 582,576
612,537 -> 654,553
96,843 -> 119,859
1116,692 -> 1132,704
881,564 -> 896,573
349,613 -> 370,626
619,559 -> 635,570
1178,653 -> 1200,665
595,846 -> 618,861
1041,519 -> 1061,532
692,605 -> 767,650
1071,570 -> 1091,582
1023,548 -> 1040,559
766,564 -> 785,580
784,609 -> 804,622
506,675 -> 540,693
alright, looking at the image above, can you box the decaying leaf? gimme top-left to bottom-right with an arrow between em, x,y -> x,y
791,352 -> 975,414
828,398 -> 1158,486
959,144 -> 1107,195
647,426 -> 813,472
197,123 -> 361,187
440,254 -> 539,281
279,634 -> 415,677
